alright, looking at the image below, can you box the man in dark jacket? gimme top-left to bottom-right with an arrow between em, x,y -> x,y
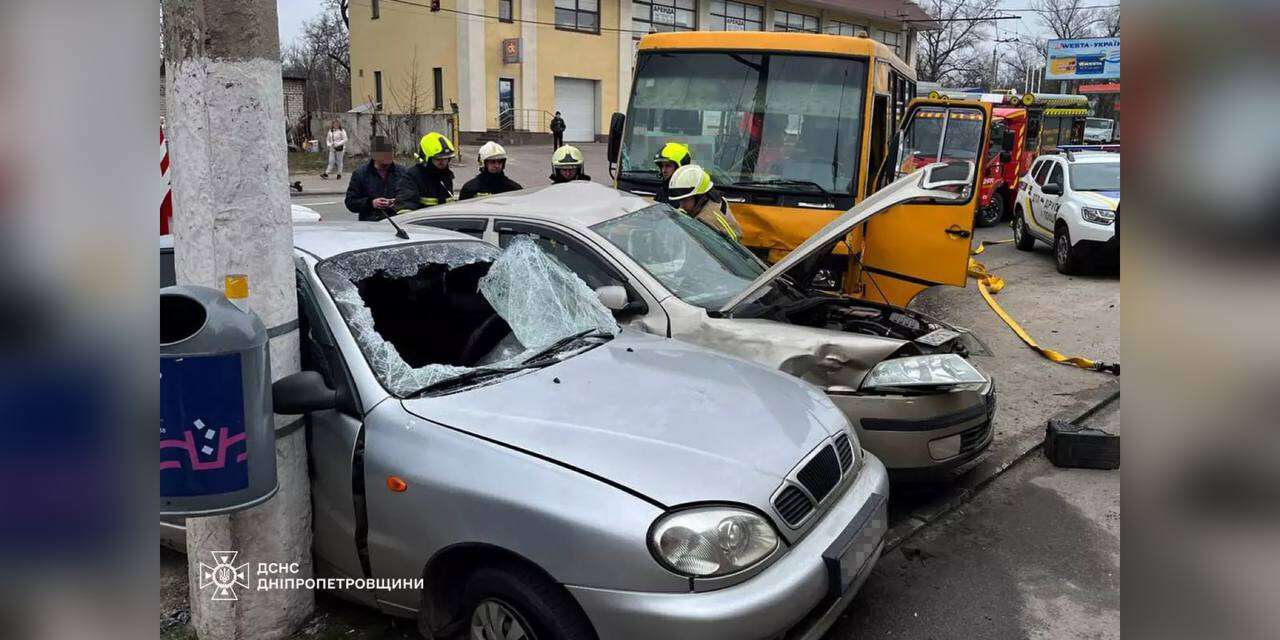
459,142 -> 522,200
550,111 -> 566,149
549,145 -> 591,184
395,131 -> 455,213
344,136 -> 407,221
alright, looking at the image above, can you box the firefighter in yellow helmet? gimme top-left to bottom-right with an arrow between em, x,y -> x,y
549,145 -> 592,183
666,164 -> 742,242
653,142 -> 692,205
459,141 -> 522,200
395,132 -> 456,212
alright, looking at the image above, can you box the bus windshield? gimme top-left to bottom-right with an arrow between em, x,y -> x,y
620,51 -> 868,195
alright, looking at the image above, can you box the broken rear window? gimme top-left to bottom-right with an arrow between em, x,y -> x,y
315,237 -> 618,396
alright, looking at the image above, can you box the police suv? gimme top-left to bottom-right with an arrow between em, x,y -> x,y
1013,149 -> 1119,273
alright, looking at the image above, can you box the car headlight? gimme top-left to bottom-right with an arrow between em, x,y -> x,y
1081,207 -> 1115,225
649,506 -> 779,577
861,354 -> 988,392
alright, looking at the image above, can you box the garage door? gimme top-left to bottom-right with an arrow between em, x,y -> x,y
554,77 -> 596,142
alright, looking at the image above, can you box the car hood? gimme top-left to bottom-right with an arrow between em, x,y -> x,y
402,331 -> 847,509
718,164 -> 968,315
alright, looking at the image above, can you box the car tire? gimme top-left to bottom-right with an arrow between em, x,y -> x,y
1013,207 -> 1036,251
976,194 -> 1005,227
1054,226 -> 1081,274
461,562 -> 597,640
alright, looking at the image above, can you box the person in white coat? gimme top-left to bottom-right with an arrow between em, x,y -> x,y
322,119 -> 348,180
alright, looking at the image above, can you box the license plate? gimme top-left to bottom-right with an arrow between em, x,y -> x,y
916,328 -> 960,347
822,493 -> 888,597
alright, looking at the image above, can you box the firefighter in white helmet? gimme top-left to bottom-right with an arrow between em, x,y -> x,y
666,164 -> 743,243
550,145 -> 591,183
459,141 -> 523,200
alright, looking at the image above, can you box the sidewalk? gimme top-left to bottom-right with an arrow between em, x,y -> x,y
289,142 -> 612,198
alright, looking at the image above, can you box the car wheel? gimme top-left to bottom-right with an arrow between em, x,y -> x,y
1054,227 -> 1080,274
1013,207 -> 1036,251
462,563 -> 596,640
976,195 -> 1005,227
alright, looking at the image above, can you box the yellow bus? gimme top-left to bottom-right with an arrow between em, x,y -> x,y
607,32 -> 995,307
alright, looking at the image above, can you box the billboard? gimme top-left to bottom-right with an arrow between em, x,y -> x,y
1045,38 -> 1120,80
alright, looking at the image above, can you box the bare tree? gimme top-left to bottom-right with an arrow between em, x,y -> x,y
914,0 -> 1003,85
387,46 -> 433,154
284,0 -> 350,113
1031,0 -> 1107,40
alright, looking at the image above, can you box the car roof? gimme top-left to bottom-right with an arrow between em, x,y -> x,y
419,181 -> 654,228
292,221 -> 485,259
1066,152 -> 1119,164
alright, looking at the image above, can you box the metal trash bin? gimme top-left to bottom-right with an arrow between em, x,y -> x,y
161,285 -> 277,516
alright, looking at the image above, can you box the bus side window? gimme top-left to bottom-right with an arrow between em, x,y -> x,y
867,95 -> 889,194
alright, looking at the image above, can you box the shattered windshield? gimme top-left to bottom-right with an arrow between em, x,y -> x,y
592,204 -> 791,309
316,237 -> 619,396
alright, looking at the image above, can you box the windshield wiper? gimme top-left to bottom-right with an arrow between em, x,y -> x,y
407,365 -> 543,398
619,169 -> 660,181
522,328 -> 614,365
732,179 -> 835,200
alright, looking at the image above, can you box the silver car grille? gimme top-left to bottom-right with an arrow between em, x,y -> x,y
771,433 -> 858,528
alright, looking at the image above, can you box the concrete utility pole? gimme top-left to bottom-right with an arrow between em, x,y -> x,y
162,1 -> 313,639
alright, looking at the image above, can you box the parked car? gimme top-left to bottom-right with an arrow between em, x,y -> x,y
399,164 -> 997,478
1083,117 -> 1116,143
1013,150 -> 1120,273
163,222 -> 890,640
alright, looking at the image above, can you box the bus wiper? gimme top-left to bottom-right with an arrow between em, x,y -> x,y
522,328 -> 613,365
619,169 -> 660,181
407,365 -> 544,398
733,179 -> 835,199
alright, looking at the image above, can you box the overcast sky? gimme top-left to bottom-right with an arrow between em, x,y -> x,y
273,0 -> 1094,49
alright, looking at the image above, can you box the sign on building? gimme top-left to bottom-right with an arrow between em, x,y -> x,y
502,38 -> 522,64
1045,38 -> 1120,80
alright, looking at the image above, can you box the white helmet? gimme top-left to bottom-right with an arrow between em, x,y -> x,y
478,141 -> 507,165
667,164 -> 714,201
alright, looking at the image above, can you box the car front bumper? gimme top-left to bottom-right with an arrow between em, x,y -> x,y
566,453 -> 890,640
828,379 -> 996,472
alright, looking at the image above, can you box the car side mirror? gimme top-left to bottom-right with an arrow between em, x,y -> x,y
595,285 -> 628,311
1042,182 -> 1063,195
920,161 -> 975,190
607,112 -> 626,166
273,371 -> 336,415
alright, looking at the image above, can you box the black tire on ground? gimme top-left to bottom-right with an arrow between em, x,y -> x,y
461,562 -> 597,640
1013,206 -> 1036,251
976,194 -> 1005,227
1054,226 -> 1081,274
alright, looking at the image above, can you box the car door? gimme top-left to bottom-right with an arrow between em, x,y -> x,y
296,269 -> 375,602
493,219 -> 670,335
859,99 -> 992,306
1036,161 -> 1066,231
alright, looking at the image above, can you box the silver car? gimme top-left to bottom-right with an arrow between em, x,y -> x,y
400,163 -> 996,478
168,222 -> 890,640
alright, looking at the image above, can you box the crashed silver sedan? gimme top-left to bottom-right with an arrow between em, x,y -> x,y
400,162 -> 996,478
171,223 -> 891,640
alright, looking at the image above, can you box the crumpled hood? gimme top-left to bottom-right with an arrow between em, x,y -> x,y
402,331 -> 846,509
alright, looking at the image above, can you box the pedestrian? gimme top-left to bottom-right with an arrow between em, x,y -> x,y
396,131 -> 456,212
549,145 -> 591,184
550,111 -> 566,149
652,141 -> 692,204
344,136 -> 408,221
322,119 -> 347,180
459,142 -> 523,200
665,164 -> 743,243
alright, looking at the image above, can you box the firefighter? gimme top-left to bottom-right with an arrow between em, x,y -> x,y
666,164 -> 742,243
653,141 -> 692,204
459,141 -> 522,200
549,145 -> 592,183
395,131 -> 456,212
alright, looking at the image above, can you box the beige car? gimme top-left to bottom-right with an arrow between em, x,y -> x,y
399,164 -> 995,480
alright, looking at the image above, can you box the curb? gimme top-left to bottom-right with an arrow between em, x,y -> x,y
883,378 -> 1120,551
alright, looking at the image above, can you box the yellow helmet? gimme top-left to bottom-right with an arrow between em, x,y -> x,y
477,141 -> 507,165
416,132 -> 456,162
654,142 -> 692,168
552,145 -> 584,168
667,164 -> 713,201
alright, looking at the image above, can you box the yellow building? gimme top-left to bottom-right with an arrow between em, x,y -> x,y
348,0 -> 932,142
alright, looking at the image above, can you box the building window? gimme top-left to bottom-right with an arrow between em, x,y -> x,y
773,9 -> 818,33
499,0 -> 513,22
877,29 -> 902,55
433,67 -> 444,111
555,0 -> 599,33
372,0 -> 380,19
708,0 -> 763,31
632,0 -> 696,37
374,70 -> 383,109
826,20 -> 865,37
